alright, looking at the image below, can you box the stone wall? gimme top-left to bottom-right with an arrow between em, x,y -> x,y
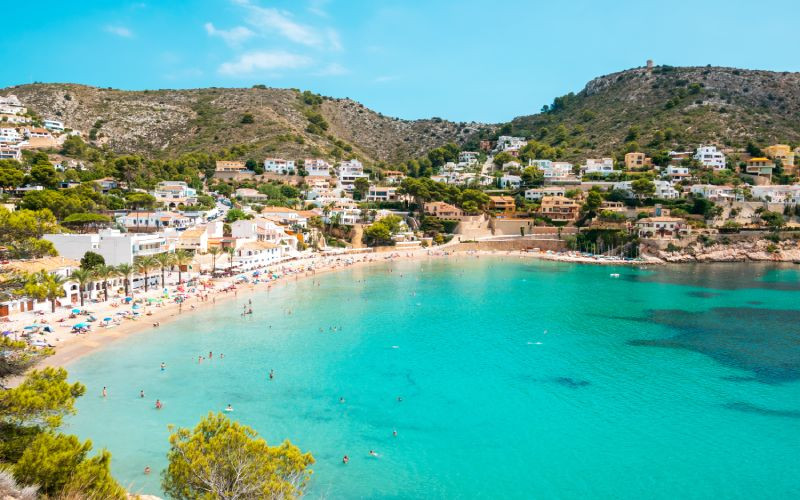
451,238 -> 567,252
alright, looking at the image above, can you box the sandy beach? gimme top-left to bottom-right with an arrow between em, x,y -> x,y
4,246 -> 652,375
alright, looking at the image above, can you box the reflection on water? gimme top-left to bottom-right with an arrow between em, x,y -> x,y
630,307 -> 800,384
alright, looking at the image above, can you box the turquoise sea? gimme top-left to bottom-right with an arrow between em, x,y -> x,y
65,257 -> 800,499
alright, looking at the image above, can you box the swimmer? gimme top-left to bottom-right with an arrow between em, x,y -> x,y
220,353 -> 224,359
392,429 -> 397,437
102,387 -> 107,398
396,396 -> 402,402
155,399 -> 163,410
269,369 -> 274,380
160,362 -> 166,371
342,455 -> 349,464
144,466 -> 151,475
339,397 -> 345,404
140,390 -> 145,398
369,450 -> 379,457
198,356 -> 203,363
209,351 -> 213,359
225,404 -> 234,412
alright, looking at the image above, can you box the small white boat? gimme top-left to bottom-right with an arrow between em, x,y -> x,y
610,273 -> 620,278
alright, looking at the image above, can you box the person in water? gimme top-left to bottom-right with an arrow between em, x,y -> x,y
160,362 -> 166,371
392,429 -> 397,437
102,387 -> 107,398
140,390 -> 145,398
342,455 -> 349,464
225,404 -> 233,412
339,397 -> 345,404
269,369 -> 274,380
155,399 -> 163,409
144,466 -> 151,475
369,450 -> 378,457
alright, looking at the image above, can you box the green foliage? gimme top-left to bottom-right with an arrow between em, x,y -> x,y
60,135 -> 87,157
240,113 -> 255,124
305,111 -> 329,135
62,213 -> 111,231
225,208 -> 252,223
363,222 -> 393,246
300,90 -> 323,106
0,159 -> 25,189
162,412 -> 314,500
760,210 -> 784,228
80,251 -> 105,271
631,178 -> 655,198
0,208 -> 60,259
0,367 -> 85,434
14,432 -> 126,499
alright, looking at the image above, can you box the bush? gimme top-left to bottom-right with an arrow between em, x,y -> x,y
240,113 -> 255,124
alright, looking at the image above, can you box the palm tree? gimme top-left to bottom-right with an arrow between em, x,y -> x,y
208,247 -> 221,274
172,249 -> 193,284
115,263 -> 134,297
69,269 -> 93,307
92,265 -> 117,302
135,256 -> 158,293
226,246 -> 236,272
155,253 -> 175,287
39,271 -> 67,313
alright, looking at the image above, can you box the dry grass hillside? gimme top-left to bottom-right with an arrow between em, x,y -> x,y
4,83 -> 481,164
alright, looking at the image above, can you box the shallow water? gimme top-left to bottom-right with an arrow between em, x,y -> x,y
65,258 -> 800,498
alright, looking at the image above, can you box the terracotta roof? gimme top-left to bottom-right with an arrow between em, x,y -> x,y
239,241 -> 279,251
2,256 -> 80,274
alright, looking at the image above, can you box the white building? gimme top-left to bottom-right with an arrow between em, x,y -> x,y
583,158 -> 615,176
0,144 -> 21,161
750,185 -> 800,204
336,159 -> 369,190
499,175 -> 521,189
542,162 -> 577,183
118,211 -> 191,232
458,151 -> 479,164
304,159 -> 332,177
496,136 -> 527,153
665,166 -> 690,180
231,218 -> 290,246
153,181 -> 198,207
263,158 -> 296,174
0,95 -> 26,115
43,120 -> 64,133
0,127 -> 22,143
614,180 -> 679,199
367,186 -> 400,202
44,230 -> 170,265
694,145 -> 726,170
524,186 -> 566,201
690,184 -> 742,202
232,241 -> 282,271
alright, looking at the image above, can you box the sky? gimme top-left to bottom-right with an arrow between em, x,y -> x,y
2,0 -> 799,123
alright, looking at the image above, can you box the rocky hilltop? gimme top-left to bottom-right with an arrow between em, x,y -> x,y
3,83 -> 480,164
506,65 -> 800,160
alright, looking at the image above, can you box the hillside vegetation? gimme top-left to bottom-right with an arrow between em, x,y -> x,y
4,83 -> 480,164
494,65 -> 800,161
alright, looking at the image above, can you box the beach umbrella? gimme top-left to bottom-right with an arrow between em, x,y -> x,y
103,317 -> 112,322
73,322 -> 87,329
2,331 -> 13,337
72,308 -> 81,314
124,297 -> 133,303
132,304 -> 141,310
23,325 -> 38,330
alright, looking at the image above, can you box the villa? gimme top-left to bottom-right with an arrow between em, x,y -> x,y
635,216 -> 690,239
583,158 -> 615,176
118,211 -> 191,233
694,146 -> 727,170
524,186 -> 566,201
263,158 -> 296,174
488,195 -> 516,214
232,241 -> 282,271
234,188 -> 269,202
538,195 -> 580,222
305,159 -> 332,177
44,230 -> 170,265
367,186 -> 400,202
215,160 -> 250,173
154,181 -> 198,207
424,201 -> 464,219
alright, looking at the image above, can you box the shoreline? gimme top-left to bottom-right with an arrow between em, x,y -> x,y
11,246 -> 789,375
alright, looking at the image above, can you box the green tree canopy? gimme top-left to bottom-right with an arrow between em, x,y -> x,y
162,412 -> 314,500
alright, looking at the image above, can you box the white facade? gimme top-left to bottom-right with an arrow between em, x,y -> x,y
0,144 -> 21,161
153,181 -> 198,207
542,162 -> 576,182
524,186 -> 566,201
614,180 -> 679,199
694,146 -> 726,170
44,230 -> 170,265
0,127 -> 21,143
367,186 -> 399,202
750,185 -> 800,204
0,95 -> 26,115
232,241 -> 282,271
499,175 -> 521,189
263,158 -> 296,174
665,166 -> 690,179
337,159 -> 369,190
458,151 -> 479,164
496,136 -> 527,153
690,184 -> 742,202
583,158 -> 615,176
304,158 -> 332,177
118,211 -> 191,232
43,120 -> 64,132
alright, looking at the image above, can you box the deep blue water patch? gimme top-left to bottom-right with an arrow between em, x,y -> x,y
723,402 -> 800,419
629,307 -> 800,384
553,377 -> 591,388
687,291 -> 719,298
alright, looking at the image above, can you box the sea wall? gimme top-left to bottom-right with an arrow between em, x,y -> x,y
451,239 -> 567,252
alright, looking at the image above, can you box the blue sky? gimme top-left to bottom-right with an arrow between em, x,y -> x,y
3,0 -> 799,123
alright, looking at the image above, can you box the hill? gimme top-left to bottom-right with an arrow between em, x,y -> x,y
3,83 -> 481,164
502,65 -> 800,161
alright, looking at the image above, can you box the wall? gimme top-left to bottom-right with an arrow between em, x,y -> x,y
451,238 -> 567,252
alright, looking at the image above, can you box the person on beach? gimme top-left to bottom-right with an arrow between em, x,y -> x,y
102,387 -> 107,398
155,399 -> 163,409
